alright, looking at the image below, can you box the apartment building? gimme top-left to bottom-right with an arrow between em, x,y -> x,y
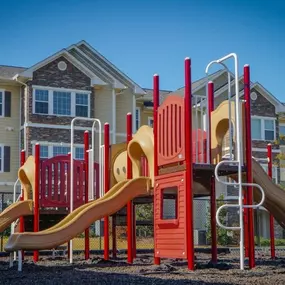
0,41 -> 158,193
0,42 -> 284,241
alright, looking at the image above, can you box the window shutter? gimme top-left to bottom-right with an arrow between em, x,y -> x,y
4,146 -> 10,172
4,91 -> 11,117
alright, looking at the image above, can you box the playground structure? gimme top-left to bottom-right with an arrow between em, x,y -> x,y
0,53 -> 285,273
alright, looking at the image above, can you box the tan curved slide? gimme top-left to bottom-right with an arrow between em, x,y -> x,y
5,177 -> 151,251
250,159 -> 285,229
0,200 -> 33,233
228,159 -> 285,229
128,125 -> 154,186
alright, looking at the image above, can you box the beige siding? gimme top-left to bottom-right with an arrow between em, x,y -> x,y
116,134 -> 126,144
0,84 -> 21,192
135,103 -> 206,130
116,88 -> 133,135
94,86 -> 113,144
141,105 -> 153,127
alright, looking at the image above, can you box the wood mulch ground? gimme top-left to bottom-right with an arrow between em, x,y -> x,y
0,252 -> 285,284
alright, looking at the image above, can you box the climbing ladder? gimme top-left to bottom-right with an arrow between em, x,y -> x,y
206,53 -> 265,270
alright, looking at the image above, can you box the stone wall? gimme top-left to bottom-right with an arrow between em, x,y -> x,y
23,56 -> 94,127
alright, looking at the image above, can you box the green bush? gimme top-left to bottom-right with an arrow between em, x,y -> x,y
255,236 -> 285,246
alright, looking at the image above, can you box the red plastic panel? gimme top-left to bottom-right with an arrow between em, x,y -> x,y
39,155 -> 100,209
157,96 -> 185,166
154,171 -> 187,259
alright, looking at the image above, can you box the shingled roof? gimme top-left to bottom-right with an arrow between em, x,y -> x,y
0,65 -> 27,79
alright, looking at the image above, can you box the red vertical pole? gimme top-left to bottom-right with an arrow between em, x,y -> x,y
127,113 -> 133,264
244,64 -> 255,269
104,123 -> 110,260
33,143 -> 40,262
153,74 -> 161,265
20,150 -> 26,260
185,58 -> 194,270
267,143 -> 276,259
133,204 -> 137,258
208,81 -> 217,264
68,152 -> 71,259
84,131 -> 90,260
112,215 -> 117,258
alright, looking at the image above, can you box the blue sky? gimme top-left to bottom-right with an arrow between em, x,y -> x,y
0,0 -> 284,100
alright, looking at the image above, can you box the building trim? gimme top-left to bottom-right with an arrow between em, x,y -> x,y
0,182 -> 16,186
252,147 -> 280,153
15,50 -> 106,86
32,85 -> 91,94
20,122 -> 129,137
67,45 -> 126,90
76,40 -> 146,95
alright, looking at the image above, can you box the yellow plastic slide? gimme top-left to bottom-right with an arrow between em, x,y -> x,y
0,156 -> 35,233
251,159 -> 285,229
0,200 -> 33,233
5,177 -> 151,251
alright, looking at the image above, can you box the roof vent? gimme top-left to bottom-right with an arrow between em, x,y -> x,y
250,92 -> 257,101
58,61 -> 67,71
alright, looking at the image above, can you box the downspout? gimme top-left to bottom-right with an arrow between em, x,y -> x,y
15,75 -> 28,155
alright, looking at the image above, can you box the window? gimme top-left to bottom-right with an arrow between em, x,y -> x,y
148,117 -> 153,128
53,91 -> 71,115
0,145 -> 9,172
75,147 -> 84,160
76,93 -> 89,117
280,125 -> 285,136
36,144 -> 84,160
0,146 -> 2,172
33,86 -> 90,117
40,146 -> 49,159
0,91 -> 3,117
264,120 -> 274,140
53,146 -> 70,157
135,107 -> 140,130
161,187 -> 178,220
251,118 -> 262,140
35,89 -> 49,114
251,117 -> 275,141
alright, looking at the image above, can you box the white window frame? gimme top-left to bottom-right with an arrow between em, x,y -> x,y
0,89 -> 5,118
0,144 -> 3,172
148,116 -> 153,127
34,89 -> 49,115
32,85 -> 91,117
32,142 -> 84,160
75,93 -> 89,118
279,123 -> 285,137
135,107 -> 141,131
251,116 -> 276,141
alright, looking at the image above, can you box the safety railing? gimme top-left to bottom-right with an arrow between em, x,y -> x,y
70,117 -> 102,264
192,94 -> 208,164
